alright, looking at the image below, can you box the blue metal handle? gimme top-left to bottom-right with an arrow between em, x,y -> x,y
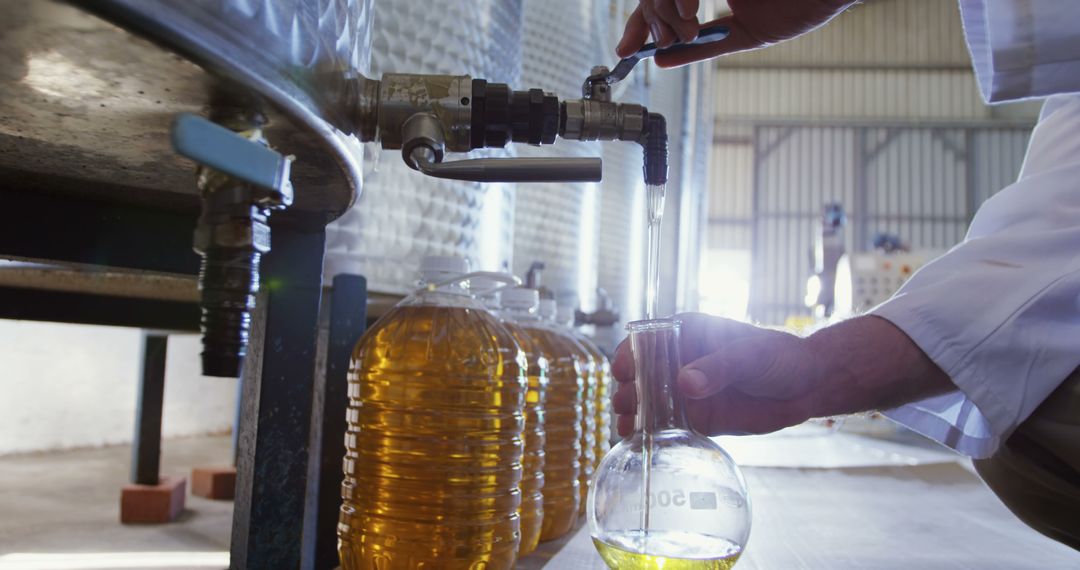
604,24 -> 729,84
171,113 -> 293,196
635,23 -> 730,60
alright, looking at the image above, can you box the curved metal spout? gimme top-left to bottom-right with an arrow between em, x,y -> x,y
407,148 -> 602,183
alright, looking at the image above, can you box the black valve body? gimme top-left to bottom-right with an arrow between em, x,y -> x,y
642,113 -> 668,186
471,80 -> 559,149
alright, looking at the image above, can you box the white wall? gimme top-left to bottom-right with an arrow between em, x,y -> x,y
0,321 -> 237,455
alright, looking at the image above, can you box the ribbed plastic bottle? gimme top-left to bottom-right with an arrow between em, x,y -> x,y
473,277 -> 548,557
339,256 -> 528,570
539,299 -> 596,518
503,288 -> 582,541
555,303 -> 612,464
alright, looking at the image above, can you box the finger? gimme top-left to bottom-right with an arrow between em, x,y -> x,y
616,5 -> 649,57
611,338 -> 634,383
612,381 -> 637,415
617,413 -> 636,437
677,331 -> 796,399
640,1 -> 678,48
652,0 -> 699,43
675,0 -> 699,19
653,16 -> 769,68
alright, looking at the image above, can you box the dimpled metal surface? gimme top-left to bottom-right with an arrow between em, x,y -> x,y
324,0 -> 523,290
512,0 -> 608,302
0,0 -> 374,221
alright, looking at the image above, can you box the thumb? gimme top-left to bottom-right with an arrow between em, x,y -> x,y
677,332 -> 798,399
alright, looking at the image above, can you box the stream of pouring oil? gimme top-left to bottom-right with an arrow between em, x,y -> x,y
640,182 -> 666,548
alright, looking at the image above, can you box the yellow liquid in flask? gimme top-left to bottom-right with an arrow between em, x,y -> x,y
339,298 -> 527,570
593,531 -> 742,570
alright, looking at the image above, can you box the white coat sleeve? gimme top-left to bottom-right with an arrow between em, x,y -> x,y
960,0 -> 1080,102
871,95 -> 1080,459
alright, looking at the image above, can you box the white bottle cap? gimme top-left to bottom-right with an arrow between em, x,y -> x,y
419,255 -> 469,283
470,275 -> 506,308
470,275 -> 497,291
501,287 -> 539,310
538,299 -> 557,320
556,304 -> 575,325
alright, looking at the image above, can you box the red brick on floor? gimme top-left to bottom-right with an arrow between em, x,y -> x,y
120,475 -> 186,524
191,466 -> 236,500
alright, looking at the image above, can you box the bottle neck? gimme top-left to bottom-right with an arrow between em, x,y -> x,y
419,270 -> 470,296
502,305 -> 541,322
476,294 -> 500,311
630,320 -> 688,433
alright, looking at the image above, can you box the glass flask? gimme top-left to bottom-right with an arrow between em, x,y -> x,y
588,319 -> 751,570
339,256 -> 527,570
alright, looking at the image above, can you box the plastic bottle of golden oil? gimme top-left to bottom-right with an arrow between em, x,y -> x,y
539,299 -> 596,519
554,302 -> 612,464
502,288 -> 582,541
339,256 -> 528,570
471,276 -> 548,557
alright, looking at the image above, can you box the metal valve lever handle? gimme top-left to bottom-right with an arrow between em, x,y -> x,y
402,113 -> 603,183
592,23 -> 730,87
408,147 -> 602,183
171,113 -> 293,200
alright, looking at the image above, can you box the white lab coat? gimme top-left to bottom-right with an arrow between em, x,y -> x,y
872,0 -> 1080,459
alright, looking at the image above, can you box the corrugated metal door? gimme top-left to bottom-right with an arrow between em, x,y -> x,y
742,124 -> 1030,325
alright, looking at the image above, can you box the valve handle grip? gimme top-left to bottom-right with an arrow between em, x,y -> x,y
171,113 -> 293,198
603,24 -> 730,85
407,148 -> 602,183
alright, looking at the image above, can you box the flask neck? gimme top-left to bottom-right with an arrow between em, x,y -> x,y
629,319 -> 688,433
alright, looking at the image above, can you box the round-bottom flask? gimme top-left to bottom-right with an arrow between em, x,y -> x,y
587,319 -> 751,569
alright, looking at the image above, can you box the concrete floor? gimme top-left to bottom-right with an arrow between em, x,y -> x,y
2,431 -> 1077,569
0,435 -> 233,568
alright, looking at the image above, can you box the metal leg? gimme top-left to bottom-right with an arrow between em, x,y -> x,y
131,334 -> 168,485
230,225 -> 326,570
232,374 -> 243,466
302,274 -> 368,570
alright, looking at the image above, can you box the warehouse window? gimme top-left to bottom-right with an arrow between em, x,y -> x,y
698,249 -> 751,321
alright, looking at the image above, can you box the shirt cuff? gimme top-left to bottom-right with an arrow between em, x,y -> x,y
872,295 -> 1010,459
960,0 -> 1080,102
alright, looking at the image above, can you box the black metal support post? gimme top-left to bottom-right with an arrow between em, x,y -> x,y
230,224 -> 326,570
303,274 -> 368,570
131,334 -> 168,485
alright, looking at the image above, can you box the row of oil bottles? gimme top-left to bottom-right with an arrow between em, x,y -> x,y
338,255 -> 612,569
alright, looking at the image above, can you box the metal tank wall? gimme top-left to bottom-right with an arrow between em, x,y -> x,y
324,0 -> 523,293
593,0 -> 650,327
514,0 -> 719,323
513,0 -> 608,310
323,0 -> 712,328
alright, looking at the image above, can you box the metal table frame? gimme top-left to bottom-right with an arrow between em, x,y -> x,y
0,185 -> 367,569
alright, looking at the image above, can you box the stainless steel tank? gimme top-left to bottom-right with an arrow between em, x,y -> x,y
324,0 -> 524,292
